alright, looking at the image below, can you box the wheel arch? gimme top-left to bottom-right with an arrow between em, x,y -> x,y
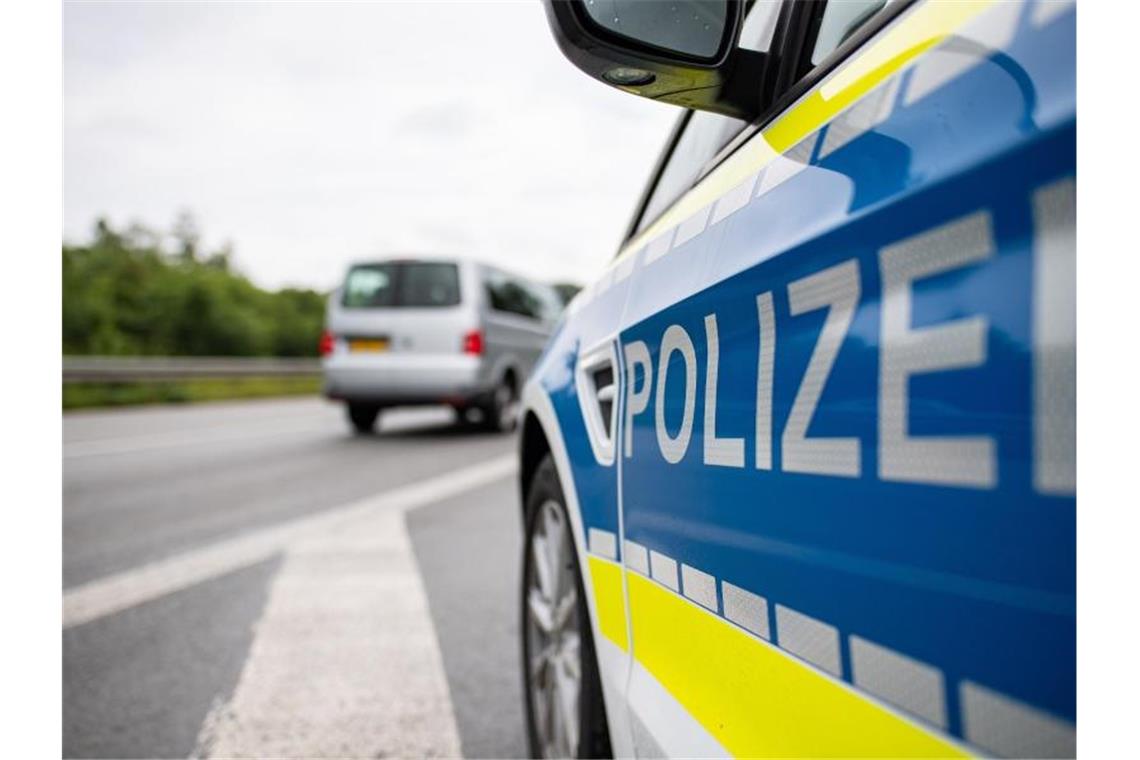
519,409 -> 552,523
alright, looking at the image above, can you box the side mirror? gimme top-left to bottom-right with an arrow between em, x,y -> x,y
542,0 -> 766,120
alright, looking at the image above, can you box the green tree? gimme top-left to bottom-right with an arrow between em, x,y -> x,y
62,216 -> 327,358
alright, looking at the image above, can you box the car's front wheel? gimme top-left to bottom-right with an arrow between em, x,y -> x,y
521,455 -> 611,759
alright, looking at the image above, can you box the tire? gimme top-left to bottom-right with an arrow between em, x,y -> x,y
346,402 -> 380,434
452,404 -> 476,427
521,455 -> 612,759
482,376 -> 519,433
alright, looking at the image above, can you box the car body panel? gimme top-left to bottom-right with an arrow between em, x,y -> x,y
522,0 -> 1074,757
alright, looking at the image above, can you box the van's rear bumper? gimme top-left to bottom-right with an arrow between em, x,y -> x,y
321,352 -> 486,405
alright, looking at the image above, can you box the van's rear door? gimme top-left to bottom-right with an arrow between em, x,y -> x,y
329,261 -> 473,355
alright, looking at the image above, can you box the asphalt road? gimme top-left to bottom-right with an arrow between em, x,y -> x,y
63,398 -> 528,759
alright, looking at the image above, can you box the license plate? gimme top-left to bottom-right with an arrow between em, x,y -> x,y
349,338 -> 389,353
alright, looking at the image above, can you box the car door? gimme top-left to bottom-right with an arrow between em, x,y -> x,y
481,266 -> 554,387
613,1 -> 1075,757
517,279 -> 563,375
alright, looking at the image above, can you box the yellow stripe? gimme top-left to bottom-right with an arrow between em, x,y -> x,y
617,0 -> 997,263
588,555 -> 629,651
766,0 -> 993,153
626,572 -> 968,758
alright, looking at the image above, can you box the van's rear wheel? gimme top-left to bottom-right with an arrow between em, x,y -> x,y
521,456 -> 611,759
346,402 -> 380,434
483,376 -> 519,433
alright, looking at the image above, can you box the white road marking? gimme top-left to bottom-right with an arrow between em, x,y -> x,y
63,454 -> 518,628
63,406 -> 454,459
195,503 -> 461,758
63,420 -> 335,459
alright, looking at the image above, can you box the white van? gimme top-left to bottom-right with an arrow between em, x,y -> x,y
321,256 -> 561,433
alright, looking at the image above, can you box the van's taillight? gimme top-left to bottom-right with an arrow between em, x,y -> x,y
318,330 -> 335,356
462,329 -> 484,356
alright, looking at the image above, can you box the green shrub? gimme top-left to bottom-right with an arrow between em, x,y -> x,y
63,216 -> 327,358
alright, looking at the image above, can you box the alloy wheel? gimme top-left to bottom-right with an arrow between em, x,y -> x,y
525,499 -> 581,758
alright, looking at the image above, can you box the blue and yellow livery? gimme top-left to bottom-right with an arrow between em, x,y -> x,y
520,1 -> 1075,757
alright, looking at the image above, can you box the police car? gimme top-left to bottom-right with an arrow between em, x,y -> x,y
518,0 -> 1074,757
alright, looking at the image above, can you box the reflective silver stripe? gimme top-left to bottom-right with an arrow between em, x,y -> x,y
644,229 -> 677,264
849,636 -> 947,729
960,680 -> 1076,758
649,550 -> 679,592
878,211 -> 996,488
623,539 -> 650,576
904,0 -> 1022,106
721,581 -> 769,640
1031,0 -> 1073,27
680,564 -> 717,612
818,76 -> 900,159
623,539 -> 1075,757
1032,179 -> 1076,494
587,528 -> 617,560
755,132 -> 818,198
710,172 -> 759,225
755,291 -> 776,470
673,205 -> 712,248
593,267 -> 616,295
783,259 -> 862,478
612,253 -> 636,284
702,314 -> 745,468
774,605 -> 841,676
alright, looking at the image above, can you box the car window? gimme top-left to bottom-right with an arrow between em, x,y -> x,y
342,261 -> 460,308
532,283 -> 564,322
738,0 -> 781,53
399,262 -> 461,307
342,263 -> 397,308
635,111 -> 746,235
811,0 -> 889,65
485,268 -> 545,320
633,0 -> 782,236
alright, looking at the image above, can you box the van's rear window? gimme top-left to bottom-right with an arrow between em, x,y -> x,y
342,262 -> 461,308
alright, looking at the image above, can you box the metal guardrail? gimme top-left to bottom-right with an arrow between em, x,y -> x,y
62,356 -> 322,383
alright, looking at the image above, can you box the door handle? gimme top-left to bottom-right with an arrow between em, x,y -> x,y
575,341 -> 619,465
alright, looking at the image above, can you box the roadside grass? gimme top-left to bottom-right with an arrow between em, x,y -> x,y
63,376 -> 322,410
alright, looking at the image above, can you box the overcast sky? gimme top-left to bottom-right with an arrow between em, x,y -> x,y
64,0 -> 677,291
